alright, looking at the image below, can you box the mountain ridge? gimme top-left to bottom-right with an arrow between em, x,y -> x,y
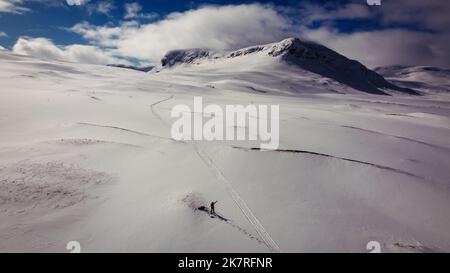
159,37 -> 418,95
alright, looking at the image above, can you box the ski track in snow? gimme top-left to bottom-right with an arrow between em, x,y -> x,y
49,138 -> 144,148
196,207 -> 266,246
77,122 -> 175,141
149,95 -> 282,252
226,221 -> 266,246
194,146 -> 282,253
150,95 -> 174,126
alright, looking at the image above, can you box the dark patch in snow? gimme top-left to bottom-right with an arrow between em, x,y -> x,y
232,146 -> 423,179
107,64 -> 155,72
161,49 -> 213,67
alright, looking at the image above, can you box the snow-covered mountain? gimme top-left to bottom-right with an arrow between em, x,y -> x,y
1,45 -> 450,253
161,48 -> 217,67
375,66 -> 450,94
159,38 -> 417,95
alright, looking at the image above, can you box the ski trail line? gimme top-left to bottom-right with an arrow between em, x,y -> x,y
150,95 -> 174,126
194,146 -> 282,253
149,95 -> 281,252
198,208 -> 266,246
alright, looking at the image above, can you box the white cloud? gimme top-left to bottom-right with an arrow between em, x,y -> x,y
71,4 -> 289,62
69,20 -> 136,47
12,37 -> 129,65
0,31 -> 7,37
124,2 -> 158,20
0,0 -> 29,14
87,0 -> 114,16
124,2 -> 140,19
0,45 -> 6,50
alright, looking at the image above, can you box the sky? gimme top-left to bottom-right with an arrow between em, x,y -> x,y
0,0 -> 449,68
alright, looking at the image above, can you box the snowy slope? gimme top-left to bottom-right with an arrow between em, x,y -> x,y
159,38 -> 417,95
375,66 -> 450,94
1,49 -> 450,253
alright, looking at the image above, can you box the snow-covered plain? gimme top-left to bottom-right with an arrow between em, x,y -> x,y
1,44 -> 450,252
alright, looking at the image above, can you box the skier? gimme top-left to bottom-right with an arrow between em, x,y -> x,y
210,201 -> 218,215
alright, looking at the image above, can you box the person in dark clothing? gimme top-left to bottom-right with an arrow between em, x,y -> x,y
210,201 -> 218,214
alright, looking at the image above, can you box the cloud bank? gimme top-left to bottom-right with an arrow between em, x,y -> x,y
12,37 -> 128,65
71,4 -> 290,62
0,0 -> 29,14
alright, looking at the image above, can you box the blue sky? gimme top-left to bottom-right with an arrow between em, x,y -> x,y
1,0 -> 449,68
